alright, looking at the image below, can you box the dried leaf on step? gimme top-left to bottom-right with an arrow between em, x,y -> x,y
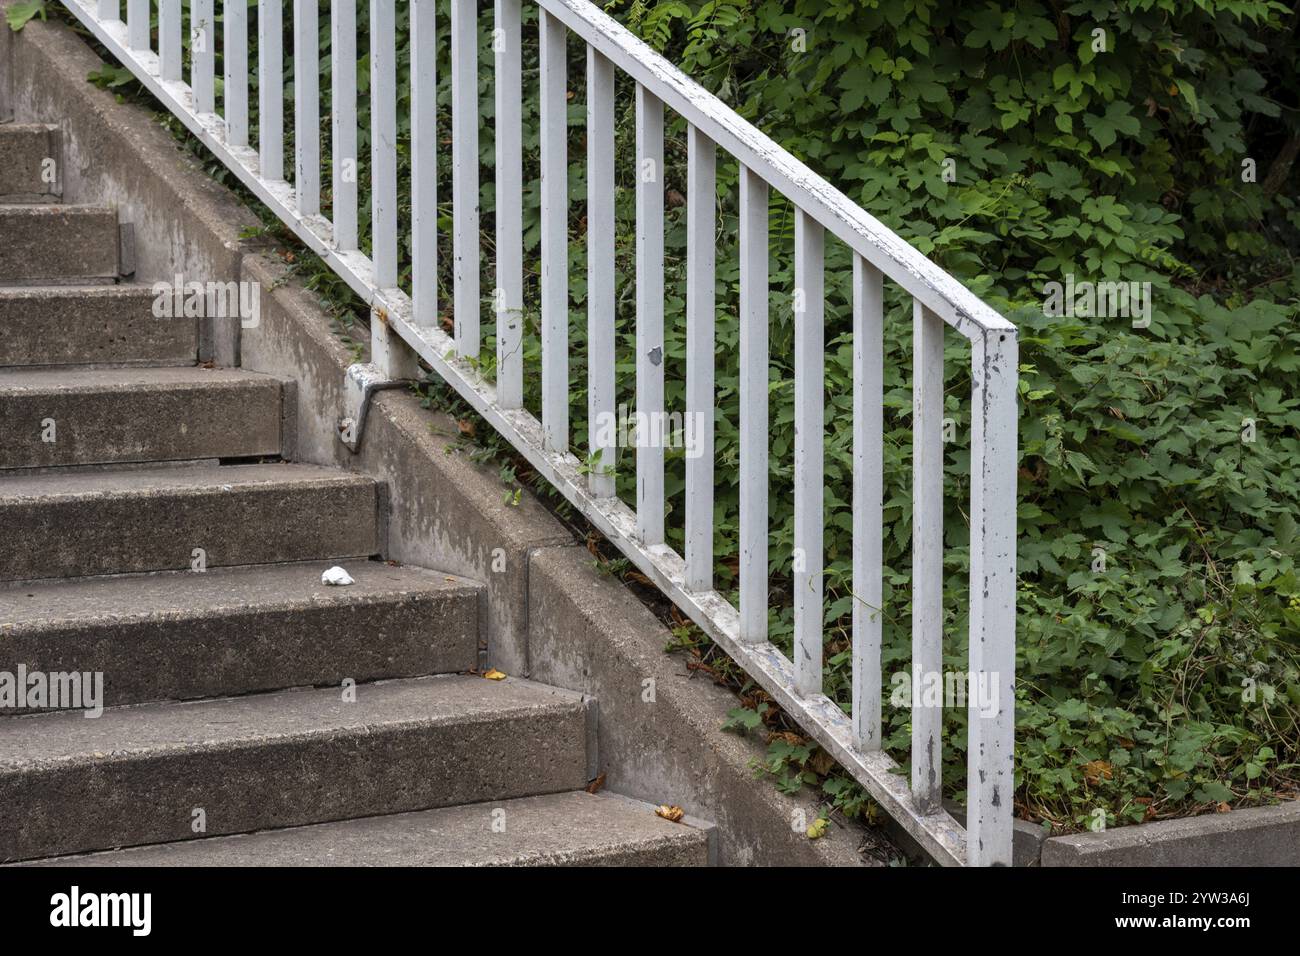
1082,759 -> 1113,785
808,748 -> 835,776
806,818 -> 829,839
655,805 -> 685,823
457,419 -> 476,438
585,773 -> 606,794
483,669 -> 507,681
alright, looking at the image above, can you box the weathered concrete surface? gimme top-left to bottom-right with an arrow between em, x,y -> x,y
30,791 -> 710,867
0,366 -> 283,467
0,9 -> 259,363
527,545 -> 879,867
1041,801 -> 1300,867
0,285 -> 198,367
239,252 -> 573,677
0,204 -> 117,282
0,674 -> 590,862
0,462 -> 379,580
0,561 -> 481,708
0,123 -> 61,201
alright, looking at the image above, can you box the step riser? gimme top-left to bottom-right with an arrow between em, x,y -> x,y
23,793 -> 711,867
0,207 -> 118,283
0,482 -> 380,581
0,703 -> 588,861
2,592 -> 479,710
0,126 -> 62,202
0,288 -> 197,367
0,379 -> 283,469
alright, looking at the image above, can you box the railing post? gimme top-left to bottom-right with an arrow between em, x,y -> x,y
411,0 -> 437,328
127,0 -> 148,52
911,299 -> 945,815
370,0 -> 397,289
634,84 -> 664,546
539,8 -> 568,455
585,46 -> 616,496
738,166 -> 768,642
159,0 -> 182,82
852,255 -> 884,751
191,0 -> 215,114
294,0 -> 320,216
451,0 -> 480,359
258,0 -> 283,181
684,125 -> 716,592
793,209 -> 824,696
224,0 -> 248,148
967,328 -> 1018,866
330,0 -> 357,250
494,0 -> 523,404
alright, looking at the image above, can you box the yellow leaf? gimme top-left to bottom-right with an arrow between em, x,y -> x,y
807,817 -> 829,839
483,669 -> 507,681
655,805 -> 685,823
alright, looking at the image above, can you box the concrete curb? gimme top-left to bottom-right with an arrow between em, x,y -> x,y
1040,800 -> 1300,867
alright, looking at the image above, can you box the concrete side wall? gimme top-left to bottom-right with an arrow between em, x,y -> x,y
2,10 -> 878,865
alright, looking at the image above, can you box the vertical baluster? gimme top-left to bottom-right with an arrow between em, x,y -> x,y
585,47 -> 615,495
127,0 -> 148,51
494,0 -> 523,402
635,84 -> 664,545
224,0 -> 248,147
738,166 -> 768,642
852,255 -> 884,750
793,210 -> 824,696
967,328 -> 1018,866
411,0 -> 437,326
98,0 -> 119,22
258,0 -> 283,181
370,0 -> 397,287
451,0 -> 480,359
539,9 -> 567,454
331,0 -> 357,250
191,0 -> 215,114
685,125 -> 716,591
912,299 -> 944,814
294,0 -> 320,216
160,0 -> 181,82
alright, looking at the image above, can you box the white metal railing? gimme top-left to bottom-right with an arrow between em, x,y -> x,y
62,0 -> 1018,865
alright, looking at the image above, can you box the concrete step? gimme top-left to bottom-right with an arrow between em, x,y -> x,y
0,285 -> 197,367
27,792 -> 711,867
0,675 -> 590,862
0,561 -> 481,709
0,366 -> 284,468
0,462 -> 380,581
0,124 -> 62,202
0,205 -> 118,283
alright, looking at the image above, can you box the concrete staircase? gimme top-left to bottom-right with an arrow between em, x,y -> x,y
0,122 -> 710,866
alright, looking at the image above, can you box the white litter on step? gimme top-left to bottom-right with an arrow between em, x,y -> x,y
321,566 -> 355,586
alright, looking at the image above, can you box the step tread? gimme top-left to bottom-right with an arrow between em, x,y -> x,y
28,792 -> 709,867
0,461 -> 370,501
0,365 -> 278,391
0,560 -> 478,629
0,203 -> 114,217
0,675 -> 582,771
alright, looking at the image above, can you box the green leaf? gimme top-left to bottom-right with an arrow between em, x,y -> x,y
5,0 -> 45,31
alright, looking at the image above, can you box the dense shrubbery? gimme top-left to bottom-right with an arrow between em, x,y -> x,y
47,0 -> 1300,829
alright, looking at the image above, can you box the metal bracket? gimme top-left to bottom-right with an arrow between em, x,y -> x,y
337,362 -> 412,452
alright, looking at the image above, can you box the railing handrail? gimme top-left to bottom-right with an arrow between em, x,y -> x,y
59,0 -> 1019,867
